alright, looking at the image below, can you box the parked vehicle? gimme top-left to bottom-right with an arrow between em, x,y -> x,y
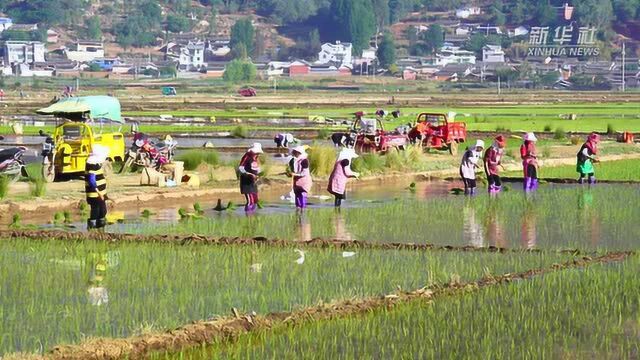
162,87 -> 177,96
120,133 -> 177,173
36,96 -> 126,182
408,112 -> 467,155
238,87 -> 257,97
0,146 -> 29,181
351,117 -> 408,154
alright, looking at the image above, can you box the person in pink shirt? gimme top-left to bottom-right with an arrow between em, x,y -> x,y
327,148 -> 360,208
484,135 -> 506,194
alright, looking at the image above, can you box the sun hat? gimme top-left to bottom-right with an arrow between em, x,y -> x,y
337,148 -> 359,161
524,132 -> 538,142
87,144 -> 109,165
291,145 -> 307,157
588,132 -> 600,143
248,143 -> 263,154
474,139 -> 485,149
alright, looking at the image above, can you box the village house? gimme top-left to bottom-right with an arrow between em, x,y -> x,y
65,41 -> 105,62
161,40 -> 206,71
317,41 -> 352,68
2,40 -> 46,65
47,29 -> 59,44
287,60 -> 311,77
9,23 -> 38,32
435,45 -> 476,66
482,45 -> 505,63
0,17 -> 12,32
455,6 -> 482,19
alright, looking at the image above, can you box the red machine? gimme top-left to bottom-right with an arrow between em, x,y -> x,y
352,117 -> 408,153
408,112 -> 466,155
238,87 -> 257,97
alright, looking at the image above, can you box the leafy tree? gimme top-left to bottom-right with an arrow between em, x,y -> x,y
376,32 -> 396,68
510,0 -> 529,24
372,0 -> 389,29
421,24 -> 444,54
223,59 -> 257,82
574,0 -> 614,28
331,0 -> 376,53
1,29 -> 31,41
613,0 -> 640,20
88,63 -> 102,72
84,16 -> 102,40
167,14 -> 191,33
257,0 -> 325,23
230,18 -> 254,57
535,2 -> 557,27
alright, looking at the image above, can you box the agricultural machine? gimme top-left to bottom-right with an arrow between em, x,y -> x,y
351,117 -> 408,154
408,112 -> 467,155
238,87 -> 257,97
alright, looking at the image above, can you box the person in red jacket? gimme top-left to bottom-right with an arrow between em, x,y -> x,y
520,132 -> 539,191
484,135 -> 506,194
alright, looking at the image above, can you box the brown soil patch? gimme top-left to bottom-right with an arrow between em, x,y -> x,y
41,251 -> 631,360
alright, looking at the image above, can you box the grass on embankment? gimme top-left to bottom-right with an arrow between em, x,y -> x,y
505,158 -> 640,182
196,255 -> 640,359
0,238 -> 573,356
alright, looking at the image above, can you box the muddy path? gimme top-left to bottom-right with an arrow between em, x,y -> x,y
37,251 -> 632,360
0,229 -> 592,256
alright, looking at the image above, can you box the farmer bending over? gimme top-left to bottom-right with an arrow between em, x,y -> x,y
290,146 -> 312,209
460,140 -> 484,195
577,132 -> 600,184
327,148 -> 359,208
274,133 -> 299,148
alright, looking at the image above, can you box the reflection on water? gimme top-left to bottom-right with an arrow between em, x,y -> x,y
463,201 -> 484,247
333,212 -> 354,241
295,213 -> 312,242
86,252 -> 111,306
579,190 -> 601,248
520,198 -> 537,249
484,198 -> 507,248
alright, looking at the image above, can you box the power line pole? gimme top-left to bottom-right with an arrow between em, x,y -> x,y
621,42 -> 626,92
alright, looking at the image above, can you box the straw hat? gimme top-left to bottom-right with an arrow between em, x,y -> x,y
87,144 -> 109,165
248,143 -> 263,154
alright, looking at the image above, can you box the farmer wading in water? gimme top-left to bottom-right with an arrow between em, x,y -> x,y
238,143 -> 263,212
577,132 -> 600,184
520,132 -> 539,191
85,145 -> 110,230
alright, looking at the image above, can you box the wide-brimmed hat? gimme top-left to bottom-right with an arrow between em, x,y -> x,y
248,143 -> 263,154
291,145 -> 307,157
524,132 -> 538,142
337,148 -> 359,161
87,144 -> 109,165
474,139 -> 485,149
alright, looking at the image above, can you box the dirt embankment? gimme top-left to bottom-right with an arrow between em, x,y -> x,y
39,251 -> 632,360
0,229 -> 592,256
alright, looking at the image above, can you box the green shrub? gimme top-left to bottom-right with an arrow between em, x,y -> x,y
607,123 -> 616,135
570,136 -> 581,145
308,145 -> 337,177
29,178 -> 47,198
543,124 -> 552,132
177,150 -> 220,171
384,148 -> 406,170
232,125 -> 248,138
553,127 -> 566,140
0,175 -> 9,199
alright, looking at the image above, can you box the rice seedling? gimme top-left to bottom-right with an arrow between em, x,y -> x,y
316,128 -> 330,140
231,125 -> 249,138
352,153 -> 385,174
607,123 -> 616,135
0,239 -> 573,356
543,124 -> 552,132
307,145 -> 337,176
29,178 -> 47,198
197,256 -> 640,359
176,150 -> 220,171
553,126 -> 566,140
9,213 -> 21,228
0,175 -> 9,199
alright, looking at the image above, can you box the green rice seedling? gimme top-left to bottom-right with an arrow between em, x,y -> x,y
384,148 -> 406,170
141,209 -> 154,218
9,213 -> 21,228
231,125 -> 249,138
176,150 -> 220,171
0,175 -> 9,199
29,177 -> 47,197
193,202 -> 204,215
53,212 -> 64,225
543,124 -> 552,132
553,127 -> 566,140
607,123 -> 616,135
542,147 -> 551,158
63,210 -> 72,224
307,145 -> 337,176
316,128 -> 330,140
0,238 -> 576,356
353,153 -> 385,174
199,257 -> 640,359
